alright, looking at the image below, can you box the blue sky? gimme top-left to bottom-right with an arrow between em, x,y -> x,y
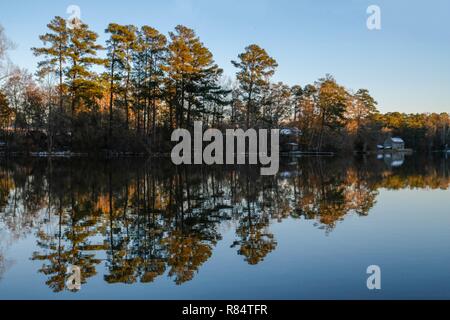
1,0 -> 449,113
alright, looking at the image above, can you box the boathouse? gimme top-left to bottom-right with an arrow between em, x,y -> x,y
384,137 -> 405,150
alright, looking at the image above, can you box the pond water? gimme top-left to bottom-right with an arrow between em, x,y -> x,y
0,155 -> 449,299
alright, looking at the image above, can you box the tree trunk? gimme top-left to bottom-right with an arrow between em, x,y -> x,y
109,50 -> 116,146
125,71 -> 130,131
246,84 -> 253,129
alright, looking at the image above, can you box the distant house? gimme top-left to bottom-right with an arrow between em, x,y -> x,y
384,137 -> 405,150
280,128 -> 302,137
280,128 -> 301,154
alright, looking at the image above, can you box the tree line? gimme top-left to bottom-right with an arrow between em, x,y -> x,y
0,17 -> 449,154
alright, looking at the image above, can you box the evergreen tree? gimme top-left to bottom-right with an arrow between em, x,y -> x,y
105,24 -> 137,141
32,17 -> 69,113
164,25 -> 223,128
133,26 -> 167,138
316,75 -> 349,150
232,44 -> 278,128
66,22 -> 105,116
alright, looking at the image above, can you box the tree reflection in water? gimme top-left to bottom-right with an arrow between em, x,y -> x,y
0,155 -> 448,291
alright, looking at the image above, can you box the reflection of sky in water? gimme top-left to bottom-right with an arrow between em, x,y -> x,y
0,156 -> 449,300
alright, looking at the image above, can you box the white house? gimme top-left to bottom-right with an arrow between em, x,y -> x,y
384,137 -> 405,150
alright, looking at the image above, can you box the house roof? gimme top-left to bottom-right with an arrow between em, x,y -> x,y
280,128 -> 302,136
388,137 -> 404,143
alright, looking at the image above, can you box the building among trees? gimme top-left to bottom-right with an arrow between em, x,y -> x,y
384,137 -> 405,150
0,19 -> 449,155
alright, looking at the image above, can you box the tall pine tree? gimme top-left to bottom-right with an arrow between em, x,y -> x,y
232,44 -> 278,128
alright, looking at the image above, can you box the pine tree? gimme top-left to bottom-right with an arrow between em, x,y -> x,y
66,22 -> 105,116
316,75 -> 349,150
106,24 -> 137,139
232,44 -> 278,128
32,17 -> 69,113
164,25 -> 223,128
133,26 -> 167,139
141,26 -> 167,138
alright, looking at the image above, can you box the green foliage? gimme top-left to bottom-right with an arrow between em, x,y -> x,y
0,89 -> 11,128
66,22 -> 105,114
164,25 -> 225,128
232,44 -> 278,128
0,17 -> 448,154
32,16 -> 69,111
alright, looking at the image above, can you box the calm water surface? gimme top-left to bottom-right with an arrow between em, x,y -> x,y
0,155 -> 449,299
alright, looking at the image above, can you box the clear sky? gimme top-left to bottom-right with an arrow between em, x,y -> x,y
1,0 -> 449,114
